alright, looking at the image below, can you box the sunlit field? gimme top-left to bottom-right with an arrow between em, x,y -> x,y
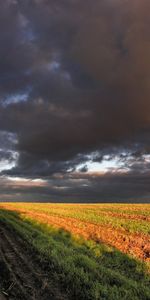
0,203 -> 150,299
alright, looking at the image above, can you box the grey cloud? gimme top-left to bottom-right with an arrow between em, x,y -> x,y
0,1 -> 150,201
0,171 -> 150,202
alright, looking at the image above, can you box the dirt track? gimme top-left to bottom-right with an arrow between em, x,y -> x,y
0,222 -> 68,300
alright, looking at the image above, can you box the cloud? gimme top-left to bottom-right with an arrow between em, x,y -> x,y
0,170 -> 150,203
0,0 -> 150,201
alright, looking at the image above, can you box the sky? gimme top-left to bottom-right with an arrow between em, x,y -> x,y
0,0 -> 150,202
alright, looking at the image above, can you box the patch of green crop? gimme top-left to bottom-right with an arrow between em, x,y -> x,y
0,208 -> 150,300
20,204 -> 150,234
0,203 -> 150,234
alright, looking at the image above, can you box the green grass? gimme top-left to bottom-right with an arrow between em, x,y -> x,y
0,208 -> 150,300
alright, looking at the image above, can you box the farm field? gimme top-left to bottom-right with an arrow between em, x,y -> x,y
0,203 -> 150,300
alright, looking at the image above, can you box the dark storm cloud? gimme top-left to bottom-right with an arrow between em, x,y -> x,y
0,0 -> 150,201
0,131 -> 17,150
0,171 -> 150,203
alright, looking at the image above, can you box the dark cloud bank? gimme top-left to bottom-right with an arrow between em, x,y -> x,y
0,0 -> 150,202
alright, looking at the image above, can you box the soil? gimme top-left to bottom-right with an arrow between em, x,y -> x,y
21,211 -> 150,262
96,210 -> 150,222
0,221 -> 68,300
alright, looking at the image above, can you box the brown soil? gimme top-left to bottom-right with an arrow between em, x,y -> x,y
0,204 -> 149,263
0,221 -> 68,300
21,211 -> 150,262
98,211 -> 150,222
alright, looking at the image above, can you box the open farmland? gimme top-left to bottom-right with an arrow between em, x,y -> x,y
0,203 -> 150,300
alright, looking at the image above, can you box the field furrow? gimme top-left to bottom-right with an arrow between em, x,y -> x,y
0,204 -> 150,300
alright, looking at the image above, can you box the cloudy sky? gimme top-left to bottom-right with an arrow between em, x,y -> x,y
0,0 -> 150,202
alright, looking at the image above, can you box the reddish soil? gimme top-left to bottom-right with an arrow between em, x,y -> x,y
21,211 -> 150,262
96,210 -> 150,222
0,204 -> 149,263
0,221 -> 68,300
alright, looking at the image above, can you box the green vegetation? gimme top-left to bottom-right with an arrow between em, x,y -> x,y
0,208 -> 150,300
1,203 -> 150,234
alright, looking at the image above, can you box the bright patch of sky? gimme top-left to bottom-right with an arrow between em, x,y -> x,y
143,154 -> 150,162
0,151 -> 18,172
76,156 -> 126,174
2,93 -> 29,107
75,152 -> 150,174
7,176 -> 48,187
0,160 -> 15,171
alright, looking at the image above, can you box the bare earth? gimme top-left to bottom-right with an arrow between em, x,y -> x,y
0,204 -> 150,263
21,211 -> 149,262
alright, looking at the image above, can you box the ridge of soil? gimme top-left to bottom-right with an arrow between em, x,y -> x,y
21,211 -> 150,262
97,211 -> 150,222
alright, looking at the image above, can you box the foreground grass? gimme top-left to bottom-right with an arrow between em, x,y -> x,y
0,203 -> 150,234
0,208 -> 150,300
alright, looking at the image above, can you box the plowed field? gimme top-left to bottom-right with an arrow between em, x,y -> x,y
0,203 -> 150,300
0,203 -> 149,262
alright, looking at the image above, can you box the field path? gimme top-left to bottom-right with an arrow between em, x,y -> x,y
0,221 -> 68,300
